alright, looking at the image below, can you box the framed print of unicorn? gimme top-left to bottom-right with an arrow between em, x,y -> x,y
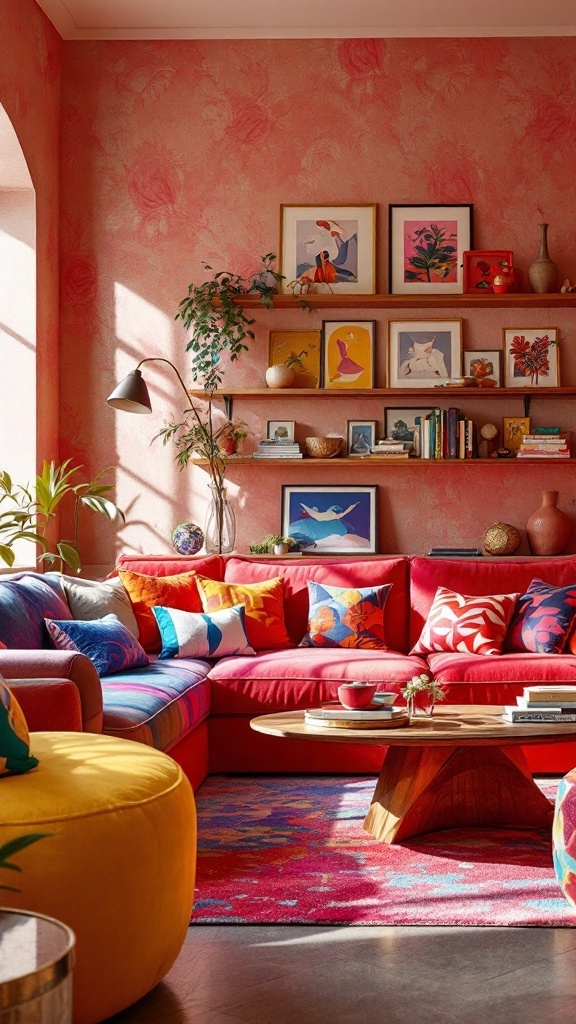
321,320 -> 375,389
388,319 -> 463,389
389,204 -> 473,294
279,204 -> 376,294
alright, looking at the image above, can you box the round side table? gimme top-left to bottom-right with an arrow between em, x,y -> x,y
0,908 -> 75,1023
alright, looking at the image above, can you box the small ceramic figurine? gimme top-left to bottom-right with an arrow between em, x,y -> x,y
561,278 -> 576,293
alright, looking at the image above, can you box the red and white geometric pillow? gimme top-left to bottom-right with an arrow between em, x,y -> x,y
411,586 -> 520,656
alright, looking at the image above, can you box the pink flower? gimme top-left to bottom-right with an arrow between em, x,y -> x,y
337,40 -> 385,80
63,257 -> 97,303
225,98 -> 271,145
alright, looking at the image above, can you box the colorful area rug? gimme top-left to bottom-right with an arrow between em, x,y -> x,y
193,775 -> 576,927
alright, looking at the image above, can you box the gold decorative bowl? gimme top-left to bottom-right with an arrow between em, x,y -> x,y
304,436 -> 342,459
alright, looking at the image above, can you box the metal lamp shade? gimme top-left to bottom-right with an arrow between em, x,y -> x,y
106,369 -> 152,413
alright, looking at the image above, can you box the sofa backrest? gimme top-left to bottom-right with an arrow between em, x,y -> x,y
409,555 -> 576,649
0,572 -> 72,649
114,554 -> 225,580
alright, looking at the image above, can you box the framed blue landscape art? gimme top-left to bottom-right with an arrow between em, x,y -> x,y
281,484 -> 378,554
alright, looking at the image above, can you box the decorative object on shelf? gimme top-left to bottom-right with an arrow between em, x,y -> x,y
268,330 -> 321,388
321,320 -> 375,389
347,420 -> 377,457
389,204 -> 472,295
281,484 -> 378,555
561,278 -> 576,293
279,204 -> 377,295
265,363 -> 295,389
463,349 -> 502,386
502,416 -> 531,453
401,673 -> 446,717
248,534 -> 299,555
526,489 -> 571,556
171,522 -> 204,556
482,522 -> 521,556
387,318 -> 463,389
478,423 -> 500,459
462,250 -> 514,293
502,327 -> 560,387
528,223 -> 559,294
492,447 -> 513,458
204,483 -> 236,555
304,436 -> 343,459
219,421 -> 248,456
492,262 -> 517,294
384,407 -> 433,449
267,420 -> 295,442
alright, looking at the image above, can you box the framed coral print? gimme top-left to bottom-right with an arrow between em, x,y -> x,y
321,320 -> 375,389
502,416 -> 530,452
462,250 -> 513,293
267,420 -> 295,442
279,204 -> 377,295
268,330 -> 321,388
463,349 -> 502,386
388,319 -> 463,389
347,420 -> 377,456
502,328 -> 560,387
281,484 -> 378,554
389,204 -> 473,294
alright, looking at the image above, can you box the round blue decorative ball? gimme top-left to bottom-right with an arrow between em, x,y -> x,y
172,522 -> 204,556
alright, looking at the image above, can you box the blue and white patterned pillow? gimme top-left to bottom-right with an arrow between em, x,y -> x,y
45,613 -> 149,676
152,604 -> 255,659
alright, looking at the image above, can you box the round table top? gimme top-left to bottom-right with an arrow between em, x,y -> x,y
250,704 -> 576,747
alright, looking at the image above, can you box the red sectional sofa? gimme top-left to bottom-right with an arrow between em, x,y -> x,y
3,552 -> 576,789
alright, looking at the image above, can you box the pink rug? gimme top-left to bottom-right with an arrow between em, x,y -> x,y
193,775 -> 575,927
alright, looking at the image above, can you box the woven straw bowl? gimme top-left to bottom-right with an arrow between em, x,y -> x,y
304,436 -> 342,459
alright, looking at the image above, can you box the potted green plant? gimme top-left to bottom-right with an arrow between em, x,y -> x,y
401,673 -> 446,717
249,534 -> 299,555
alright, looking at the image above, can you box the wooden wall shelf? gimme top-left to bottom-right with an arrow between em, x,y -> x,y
191,387 -> 576,400
237,292 -> 576,310
195,457 -> 574,467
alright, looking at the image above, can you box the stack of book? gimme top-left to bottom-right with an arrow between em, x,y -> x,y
516,429 -> 571,459
416,408 -> 475,460
305,703 -> 409,730
503,685 -> 576,722
370,439 -> 411,459
252,440 -> 303,459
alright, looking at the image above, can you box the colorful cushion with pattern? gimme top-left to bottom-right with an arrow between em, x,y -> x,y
299,581 -> 391,649
57,574 -> 139,637
553,768 -> 576,911
152,604 -> 255,659
0,676 -> 38,776
195,575 -> 292,651
45,614 -> 149,677
117,568 -> 206,652
506,578 -> 576,654
411,586 -> 520,656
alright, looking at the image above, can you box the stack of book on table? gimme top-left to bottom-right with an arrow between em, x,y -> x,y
305,702 -> 409,729
503,685 -> 576,722
370,439 -> 411,460
516,428 -> 570,459
252,440 -> 303,459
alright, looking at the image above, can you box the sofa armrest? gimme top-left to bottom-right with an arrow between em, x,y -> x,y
9,678 -> 84,732
0,649 -> 103,733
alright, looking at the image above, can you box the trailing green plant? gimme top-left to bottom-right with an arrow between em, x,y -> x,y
249,534 -> 298,555
0,834 -> 51,892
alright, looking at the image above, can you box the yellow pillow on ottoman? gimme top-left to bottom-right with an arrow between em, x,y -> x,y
195,575 -> 292,651
0,676 -> 38,776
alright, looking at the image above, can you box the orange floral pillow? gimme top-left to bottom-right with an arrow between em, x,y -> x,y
300,581 -> 391,649
117,569 -> 205,653
195,575 -> 292,651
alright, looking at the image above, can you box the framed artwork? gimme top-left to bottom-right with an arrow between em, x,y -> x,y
387,319 -> 463,389
384,407 -> 434,444
462,250 -> 513,293
268,330 -> 321,389
389,204 -> 473,294
463,349 -> 502,386
279,204 -> 377,295
502,328 -> 560,388
347,420 -> 377,457
281,484 -> 378,554
267,420 -> 295,442
502,416 -> 530,452
321,320 -> 375,389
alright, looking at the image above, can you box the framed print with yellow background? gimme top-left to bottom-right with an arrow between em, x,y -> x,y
502,416 -> 530,453
321,320 -> 375,390
279,204 -> 376,295
268,330 -> 321,388
502,328 -> 560,388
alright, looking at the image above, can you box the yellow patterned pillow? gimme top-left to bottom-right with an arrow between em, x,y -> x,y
0,677 -> 39,776
195,575 -> 292,651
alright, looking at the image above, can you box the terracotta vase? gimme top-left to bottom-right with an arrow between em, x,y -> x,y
528,223 -> 559,294
526,490 -> 571,555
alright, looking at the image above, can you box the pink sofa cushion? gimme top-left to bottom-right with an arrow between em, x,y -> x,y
224,556 -> 410,650
207,647 -> 428,715
427,650 -> 576,684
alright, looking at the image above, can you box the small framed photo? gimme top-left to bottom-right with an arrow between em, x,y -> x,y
321,320 -> 375,389
502,416 -> 531,452
347,420 -> 377,457
279,204 -> 377,294
462,251 -> 513,293
389,204 -> 473,294
502,328 -> 560,388
387,319 -> 463,389
267,420 -> 295,442
463,349 -> 502,386
268,330 -> 321,389
281,484 -> 378,555
384,407 -> 434,444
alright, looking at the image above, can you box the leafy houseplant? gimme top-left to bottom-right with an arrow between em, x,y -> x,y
401,674 -> 446,717
249,534 -> 299,555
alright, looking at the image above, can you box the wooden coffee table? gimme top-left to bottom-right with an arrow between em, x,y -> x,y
250,704 -> 576,844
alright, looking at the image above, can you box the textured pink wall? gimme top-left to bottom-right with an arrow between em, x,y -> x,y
0,0 -> 61,467
59,37 -> 576,566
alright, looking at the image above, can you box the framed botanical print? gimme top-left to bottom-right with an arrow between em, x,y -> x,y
389,204 -> 473,294
462,250 -> 513,293
321,320 -> 375,389
268,330 -> 321,388
502,328 -> 560,387
347,420 -> 377,456
463,349 -> 502,386
279,204 -> 377,294
387,319 -> 463,389
502,416 -> 530,452
281,484 -> 378,554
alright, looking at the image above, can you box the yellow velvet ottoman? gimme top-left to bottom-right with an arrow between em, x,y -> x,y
0,732 -> 196,1024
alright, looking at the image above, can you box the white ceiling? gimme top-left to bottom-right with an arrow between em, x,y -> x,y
35,0 -> 576,40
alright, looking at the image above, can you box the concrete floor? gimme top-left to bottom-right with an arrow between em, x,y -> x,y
108,922 -> 576,1023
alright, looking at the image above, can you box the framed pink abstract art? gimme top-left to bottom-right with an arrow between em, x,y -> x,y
389,204 -> 473,295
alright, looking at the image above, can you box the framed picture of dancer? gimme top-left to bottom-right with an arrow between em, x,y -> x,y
279,204 -> 377,295
387,319 -> 463,389
281,484 -> 378,555
321,320 -> 376,389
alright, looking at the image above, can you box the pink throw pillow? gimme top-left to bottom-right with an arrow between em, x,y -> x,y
411,586 -> 520,657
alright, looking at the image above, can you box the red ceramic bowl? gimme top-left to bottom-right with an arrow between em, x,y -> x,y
337,682 -> 378,710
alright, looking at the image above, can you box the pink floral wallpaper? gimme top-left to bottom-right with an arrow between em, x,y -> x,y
57,36 -> 576,566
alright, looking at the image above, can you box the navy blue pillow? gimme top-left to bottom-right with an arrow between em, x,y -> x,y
45,614 -> 149,677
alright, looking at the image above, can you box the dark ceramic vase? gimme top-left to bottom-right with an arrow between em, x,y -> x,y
526,490 -> 571,556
